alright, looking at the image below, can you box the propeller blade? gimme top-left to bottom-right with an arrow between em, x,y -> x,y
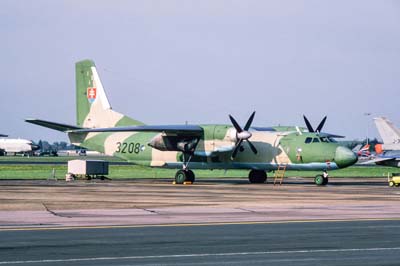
303,115 -> 314,132
246,140 -> 258,154
231,139 -> 243,159
229,115 -> 243,133
316,116 -> 327,133
244,111 -> 256,131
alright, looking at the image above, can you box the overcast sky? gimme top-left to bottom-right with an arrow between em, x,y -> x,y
1,0 -> 399,142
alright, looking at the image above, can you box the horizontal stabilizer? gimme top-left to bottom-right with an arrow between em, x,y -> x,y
0,134 -> 8,137
69,125 -> 204,136
25,119 -> 83,132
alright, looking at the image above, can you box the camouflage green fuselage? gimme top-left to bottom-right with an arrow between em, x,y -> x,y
71,125 -> 348,171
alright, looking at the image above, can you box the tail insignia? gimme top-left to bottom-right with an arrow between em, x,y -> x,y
87,87 -> 97,104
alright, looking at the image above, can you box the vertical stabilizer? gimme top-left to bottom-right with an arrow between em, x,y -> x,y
374,117 -> 400,144
75,60 -> 144,128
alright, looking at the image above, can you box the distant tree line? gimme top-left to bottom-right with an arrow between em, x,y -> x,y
36,140 -> 83,154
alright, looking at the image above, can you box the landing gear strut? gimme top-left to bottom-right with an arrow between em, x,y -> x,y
175,153 -> 195,184
248,170 -> 267,184
314,171 -> 329,186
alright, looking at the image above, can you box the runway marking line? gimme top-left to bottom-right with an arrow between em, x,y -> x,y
1,217 -> 400,232
1,247 -> 400,264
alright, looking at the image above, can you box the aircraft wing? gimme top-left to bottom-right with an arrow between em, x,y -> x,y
360,156 -> 398,165
69,125 -> 204,136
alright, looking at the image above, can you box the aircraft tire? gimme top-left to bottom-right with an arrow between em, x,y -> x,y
323,177 -> 329,185
389,181 -> 395,187
175,170 -> 195,184
248,170 -> 267,184
186,170 -> 195,183
314,175 -> 325,186
175,170 -> 187,184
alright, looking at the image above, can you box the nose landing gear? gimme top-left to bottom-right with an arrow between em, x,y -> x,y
315,171 -> 329,186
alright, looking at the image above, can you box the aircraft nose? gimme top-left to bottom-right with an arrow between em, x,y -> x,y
334,146 -> 358,168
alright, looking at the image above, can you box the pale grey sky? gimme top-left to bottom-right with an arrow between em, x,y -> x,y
1,0 -> 399,142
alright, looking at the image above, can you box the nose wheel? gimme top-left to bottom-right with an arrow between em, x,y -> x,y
175,169 -> 195,184
315,171 -> 329,186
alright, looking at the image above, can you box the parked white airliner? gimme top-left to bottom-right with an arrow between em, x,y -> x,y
0,137 -> 40,156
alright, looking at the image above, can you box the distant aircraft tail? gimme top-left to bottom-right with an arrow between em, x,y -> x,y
373,117 -> 400,145
356,144 -> 370,157
75,60 -> 144,128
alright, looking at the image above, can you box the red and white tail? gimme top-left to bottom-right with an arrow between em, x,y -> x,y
357,144 -> 370,157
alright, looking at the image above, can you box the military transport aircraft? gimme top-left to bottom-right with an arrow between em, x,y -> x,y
367,117 -> 400,167
26,60 -> 357,186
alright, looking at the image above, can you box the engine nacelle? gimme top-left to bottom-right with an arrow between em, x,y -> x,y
228,128 -> 238,142
149,133 -> 198,153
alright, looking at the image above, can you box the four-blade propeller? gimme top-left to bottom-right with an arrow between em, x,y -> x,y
303,115 -> 327,133
228,113 -> 329,159
229,111 -> 258,159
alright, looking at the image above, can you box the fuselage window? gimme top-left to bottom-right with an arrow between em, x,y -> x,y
305,137 -> 312,144
313,138 -> 320,143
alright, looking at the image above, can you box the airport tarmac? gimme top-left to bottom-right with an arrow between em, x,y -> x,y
1,177 -> 400,265
1,220 -> 400,266
0,177 -> 399,228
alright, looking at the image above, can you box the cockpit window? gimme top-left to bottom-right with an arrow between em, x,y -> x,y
313,138 -> 320,143
305,137 -> 312,144
320,137 -> 329,143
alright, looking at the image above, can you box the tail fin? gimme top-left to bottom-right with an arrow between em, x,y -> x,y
356,144 -> 370,157
75,60 -> 144,128
373,117 -> 400,144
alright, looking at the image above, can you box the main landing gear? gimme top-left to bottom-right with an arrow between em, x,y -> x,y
175,169 -> 195,184
248,170 -> 267,184
314,171 -> 329,186
175,152 -> 195,184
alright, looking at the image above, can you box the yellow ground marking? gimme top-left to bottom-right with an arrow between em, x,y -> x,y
1,217 -> 400,232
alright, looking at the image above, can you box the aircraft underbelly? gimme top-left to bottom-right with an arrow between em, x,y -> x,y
160,162 -> 338,171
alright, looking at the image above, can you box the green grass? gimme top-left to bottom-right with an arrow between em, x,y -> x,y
0,164 -> 249,179
0,155 -> 123,163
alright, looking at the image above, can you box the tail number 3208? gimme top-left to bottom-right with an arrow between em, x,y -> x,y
116,142 -> 142,154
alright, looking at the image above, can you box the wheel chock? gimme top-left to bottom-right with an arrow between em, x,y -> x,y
172,181 -> 193,185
